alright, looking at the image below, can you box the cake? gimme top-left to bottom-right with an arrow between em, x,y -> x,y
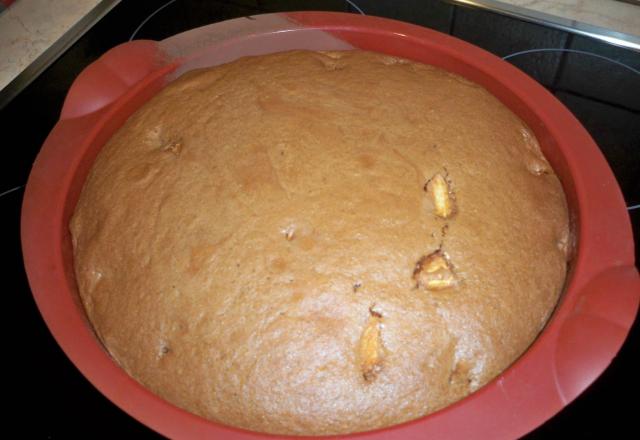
70,50 -> 570,435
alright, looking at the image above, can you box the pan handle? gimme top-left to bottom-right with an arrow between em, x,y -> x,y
60,40 -> 162,119
553,265 -> 640,403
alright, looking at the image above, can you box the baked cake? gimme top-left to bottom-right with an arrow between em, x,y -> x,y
70,50 -> 569,435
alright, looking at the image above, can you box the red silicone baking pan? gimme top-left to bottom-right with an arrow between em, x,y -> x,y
21,12 -> 639,439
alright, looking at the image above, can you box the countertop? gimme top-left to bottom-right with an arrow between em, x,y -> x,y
0,0 -> 119,107
468,0 -> 640,38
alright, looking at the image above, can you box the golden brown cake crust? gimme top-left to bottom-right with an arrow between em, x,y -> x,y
70,50 -> 569,435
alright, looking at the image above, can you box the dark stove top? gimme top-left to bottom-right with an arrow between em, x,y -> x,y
2,1 -> 638,438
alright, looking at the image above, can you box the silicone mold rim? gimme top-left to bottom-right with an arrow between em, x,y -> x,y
21,12 -> 639,440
